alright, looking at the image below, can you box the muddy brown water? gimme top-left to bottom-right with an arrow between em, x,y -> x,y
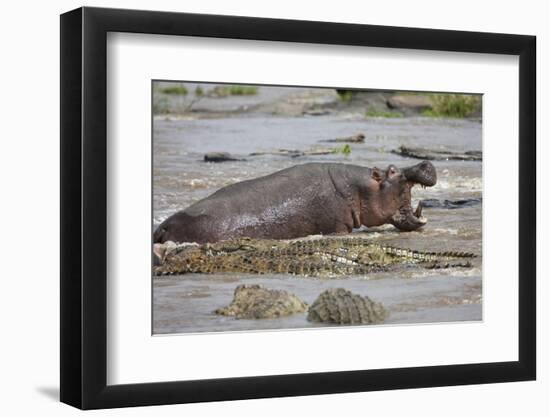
152,86 -> 482,335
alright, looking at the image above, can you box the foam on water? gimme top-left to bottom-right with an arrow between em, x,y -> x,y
434,177 -> 482,193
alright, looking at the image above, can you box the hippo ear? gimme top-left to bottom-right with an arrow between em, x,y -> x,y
372,168 -> 383,183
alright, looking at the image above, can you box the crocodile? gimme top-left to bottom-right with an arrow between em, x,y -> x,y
153,237 -> 476,277
307,288 -> 388,325
215,284 -> 308,319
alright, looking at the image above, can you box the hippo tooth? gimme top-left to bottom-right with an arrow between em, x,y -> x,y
414,202 -> 423,218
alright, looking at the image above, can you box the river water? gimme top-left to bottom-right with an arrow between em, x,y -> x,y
152,85 -> 482,335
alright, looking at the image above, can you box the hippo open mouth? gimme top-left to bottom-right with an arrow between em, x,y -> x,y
391,161 -> 437,231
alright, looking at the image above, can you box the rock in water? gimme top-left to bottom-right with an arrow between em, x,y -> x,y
392,145 -> 482,161
204,152 -> 244,162
322,133 -> 365,143
307,288 -> 388,325
420,198 -> 482,209
215,284 -> 308,319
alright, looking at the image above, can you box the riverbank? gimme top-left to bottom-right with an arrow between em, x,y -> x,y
153,83 -> 482,120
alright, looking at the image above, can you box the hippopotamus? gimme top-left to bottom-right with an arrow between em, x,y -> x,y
153,161 -> 436,244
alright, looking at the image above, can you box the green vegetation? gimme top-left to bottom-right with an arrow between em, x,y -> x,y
210,85 -> 259,97
366,109 -> 404,118
422,94 -> 481,118
195,86 -> 204,97
336,89 -> 355,102
160,84 -> 189,95
332,144 -> 352,155
227,85 -> 258,95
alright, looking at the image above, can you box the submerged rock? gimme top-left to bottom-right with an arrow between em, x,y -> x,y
215,284 -> 308,319
249,147 -> 340,158
392,145 -> 482,161
421,198 -> 482,209
204,152 -> 244,162
303,109 -> 332,116
249,149 -> 304,157
321,133 -> 365,143
307,288 -> 388,325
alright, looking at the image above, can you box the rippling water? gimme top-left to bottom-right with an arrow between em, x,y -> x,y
152,88 -> 482,334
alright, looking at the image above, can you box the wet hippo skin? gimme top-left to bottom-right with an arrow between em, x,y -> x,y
153,161 -> 436,244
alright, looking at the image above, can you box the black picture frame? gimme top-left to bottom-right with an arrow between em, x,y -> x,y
60,6 -> 536,410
